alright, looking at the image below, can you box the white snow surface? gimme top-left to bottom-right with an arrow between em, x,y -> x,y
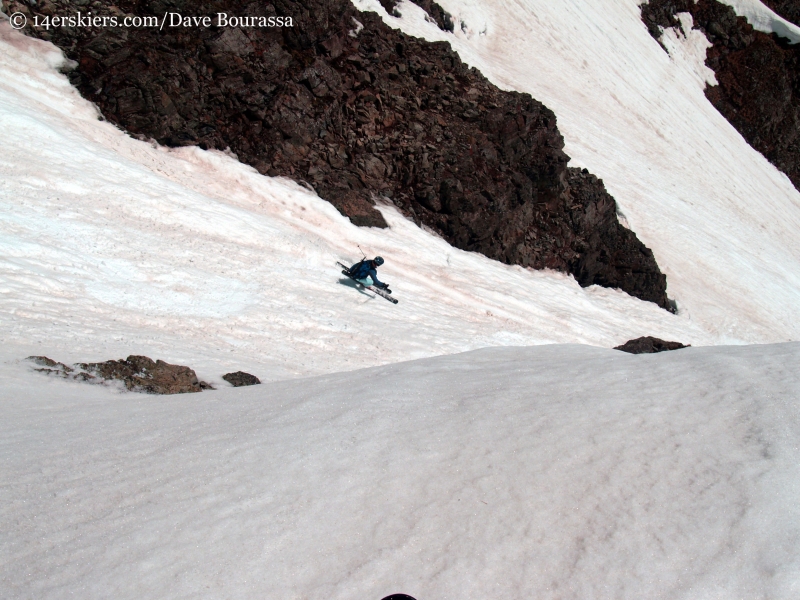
0,21 -> 727,387
2,343 -> 800,599
2,0 -> 800,383
3,1 -> 800,596
720,0 -> 800,43
362,0 -> 800,346
2,2 -> 800,384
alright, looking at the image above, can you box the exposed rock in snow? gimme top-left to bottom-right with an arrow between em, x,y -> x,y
397,0 -> 455,32
28,355 -> 213,394
566,168 -> 669,307
614,336 -> 689,353
27,355 -> 94,380
222,371 -> 262,387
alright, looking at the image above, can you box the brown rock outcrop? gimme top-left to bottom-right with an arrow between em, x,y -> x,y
27,355 -> 213,394
222,371 -> 262,387
78,355 -> 214,394
27,355 -> 96,380
406,0 -> 455,32
614,337 -> 689,354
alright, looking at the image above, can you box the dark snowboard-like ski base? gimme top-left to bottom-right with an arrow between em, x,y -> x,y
337,261 -> 398,304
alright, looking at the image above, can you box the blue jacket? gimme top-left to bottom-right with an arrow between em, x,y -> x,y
349,260 -> 386,287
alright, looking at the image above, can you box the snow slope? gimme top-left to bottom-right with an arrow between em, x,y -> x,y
3,0 -> 800,385
3,342 -> 799,599
362,0 -> 800,345
1,21 -> 721,385
2,5 -> 800,598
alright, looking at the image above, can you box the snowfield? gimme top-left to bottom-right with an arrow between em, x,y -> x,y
364,0 -> 800,345
3,343 -> 800,599
2,0 -> 800,596
3,0 -> 800,384
0,20 -> 718,386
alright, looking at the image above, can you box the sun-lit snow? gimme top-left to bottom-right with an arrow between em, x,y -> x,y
2,0 -> 800,385
363,0 -> 800,346
2,1 -> 800,597
660,13 -> 718,89
0,21 -> 726,386
720,0 -> 800,43
3,343 -> 799,599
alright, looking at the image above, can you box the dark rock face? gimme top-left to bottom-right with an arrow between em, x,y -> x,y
614,337 -> 689,354
222,371 -> 261,386
566,168 -> 668,306
760,0 -> 800,27
27,355 -> 213,394
642,0 -> 800,193
14,0 -> 670,309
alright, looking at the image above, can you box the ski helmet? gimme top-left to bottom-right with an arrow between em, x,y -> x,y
373,256 -> 384,266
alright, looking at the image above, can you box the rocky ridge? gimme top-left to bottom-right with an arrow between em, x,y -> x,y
9,0 -> 671,309
642,0 -> 800,193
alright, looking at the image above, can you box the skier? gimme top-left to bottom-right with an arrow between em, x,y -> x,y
349,256 -> 390,291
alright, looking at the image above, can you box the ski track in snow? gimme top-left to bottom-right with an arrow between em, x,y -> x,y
2,343 -> 800,599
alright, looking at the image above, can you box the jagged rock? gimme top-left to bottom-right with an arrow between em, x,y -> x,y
566,168 -> 669,307
27,354 -> 212,393
26,355 -> 86,379
222,371 -> 261,387
78,355 -> 213,394
19,0 -> 671,309
641,0 -> 800,193
27,355 -> 73,373
614,337 -> 690,354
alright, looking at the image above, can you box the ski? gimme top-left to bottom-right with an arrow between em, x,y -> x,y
337,261 -> 398,304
